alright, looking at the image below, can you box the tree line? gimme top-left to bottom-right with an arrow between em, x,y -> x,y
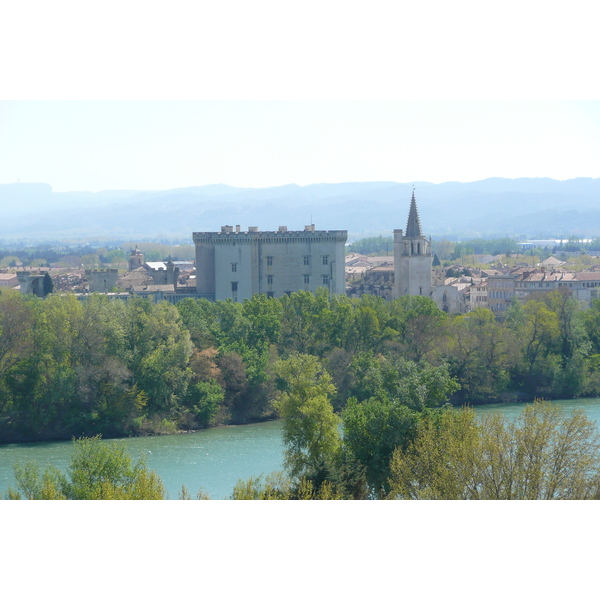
2,287 -> 600,445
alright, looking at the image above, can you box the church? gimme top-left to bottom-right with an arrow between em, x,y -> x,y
393,189 -> 463,312
393,190 -> 432,299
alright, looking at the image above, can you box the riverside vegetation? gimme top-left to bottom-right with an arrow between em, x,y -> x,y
4,286 -> 600,499
2,287 -> 600,444
7,400 -> 600,499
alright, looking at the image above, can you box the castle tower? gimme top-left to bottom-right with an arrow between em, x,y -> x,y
393,190 -> 432,298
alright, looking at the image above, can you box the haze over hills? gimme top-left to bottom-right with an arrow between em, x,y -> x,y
1,178 -> 600,244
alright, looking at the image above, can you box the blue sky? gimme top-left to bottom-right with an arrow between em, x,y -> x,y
2,100 -> 599,192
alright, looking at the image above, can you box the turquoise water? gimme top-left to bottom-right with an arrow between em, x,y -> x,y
0,420 -> 285,500
2,397 -> 600,499
474,396 -> 600,422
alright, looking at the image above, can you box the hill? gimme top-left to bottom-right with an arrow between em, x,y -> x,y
1,178 -> 599,243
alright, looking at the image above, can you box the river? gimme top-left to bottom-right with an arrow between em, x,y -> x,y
2,397 -> 600,499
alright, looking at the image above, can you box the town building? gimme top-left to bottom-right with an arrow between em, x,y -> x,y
0,273 -> 18,288
465,280 -> 488,312
393,190 -> 432,299
85,268 -> 119,293
515,268 -> 600,306
487,273 -> 517,316
193,224 -> 347,302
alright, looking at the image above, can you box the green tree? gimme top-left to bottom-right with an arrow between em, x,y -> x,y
506,298 -> 561,394
242,293 -> 283,347
8,435 -> 165,500
388,402 -> 600,500
343,398 -> 419,496
274,354 -> 341,479
125,299 -> 193,413
348,352 -> 459,410
445,308 -> 515,402
230,472 -> 343,500
388,296 -> 447,362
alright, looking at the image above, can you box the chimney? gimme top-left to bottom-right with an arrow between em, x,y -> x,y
278,226 -> 288,233
304,224 -> 315,232
236,225 -> 240,233
248,226 -> 259,233
221,225 -> 234,234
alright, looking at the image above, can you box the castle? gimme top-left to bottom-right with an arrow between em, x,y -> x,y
193,225 -> 347,301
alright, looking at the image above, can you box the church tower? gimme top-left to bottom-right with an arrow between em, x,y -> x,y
393,190 -> 432,298
129,246 -> 144,271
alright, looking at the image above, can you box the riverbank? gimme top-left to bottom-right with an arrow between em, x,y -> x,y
0,414 -> 282,446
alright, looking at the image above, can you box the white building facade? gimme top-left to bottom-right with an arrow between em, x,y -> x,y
193,225 -> 347,302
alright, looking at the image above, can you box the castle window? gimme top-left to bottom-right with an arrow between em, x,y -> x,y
304,274 -> 310,284
322,255 -> 329,265
231,282 -> 238,292
231,263 -> 237,272
303,256 -> 311,266
266,291 -> 274,298
267,256 -> 273,266
322,275 -> 329,285
267,275 -> 273,285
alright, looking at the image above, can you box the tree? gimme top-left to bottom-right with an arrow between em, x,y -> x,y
342,354 -> 458,496
388,296 -> 447,362
445,308 -> 515,402
388,402 -> 600,500
343,398 -> 420,496
8,435 -> 165,500
242,293 -> 283,347
507,299 -> 560,394
42,272 -> 54,296
230,472 -> 343,500
125,299 -> 193,413
273,354 -> 341,479
347,352 -> 459,410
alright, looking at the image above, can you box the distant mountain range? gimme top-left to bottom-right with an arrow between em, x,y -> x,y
1,178 -> 600,244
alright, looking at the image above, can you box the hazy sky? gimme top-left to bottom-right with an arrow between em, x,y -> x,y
1,100 -> 599,192
2,3 -> 599,193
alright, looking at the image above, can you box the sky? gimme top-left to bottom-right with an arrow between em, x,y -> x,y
1,100 -> 599,192
2,2 -> 599,194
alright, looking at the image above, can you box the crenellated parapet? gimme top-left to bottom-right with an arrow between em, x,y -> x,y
193,227 -> 348,245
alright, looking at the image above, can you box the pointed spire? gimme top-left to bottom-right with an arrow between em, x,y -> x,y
406,188 -> 423,237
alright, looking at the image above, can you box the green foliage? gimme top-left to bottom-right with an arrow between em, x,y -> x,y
388,402 -> 600,500
348,352 -> 459,410
342,352 -> 458,495
346,236 -> 393,256
8,435 -> 165,499
343,398 -> 420,496
42,272 -> 54,296
230,471 -> 343,500
184,380 -> 223,427
3,282 -> 600,444
274,354 -> 341,479
445,308 -> 515,402
450,237 -> 520,259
